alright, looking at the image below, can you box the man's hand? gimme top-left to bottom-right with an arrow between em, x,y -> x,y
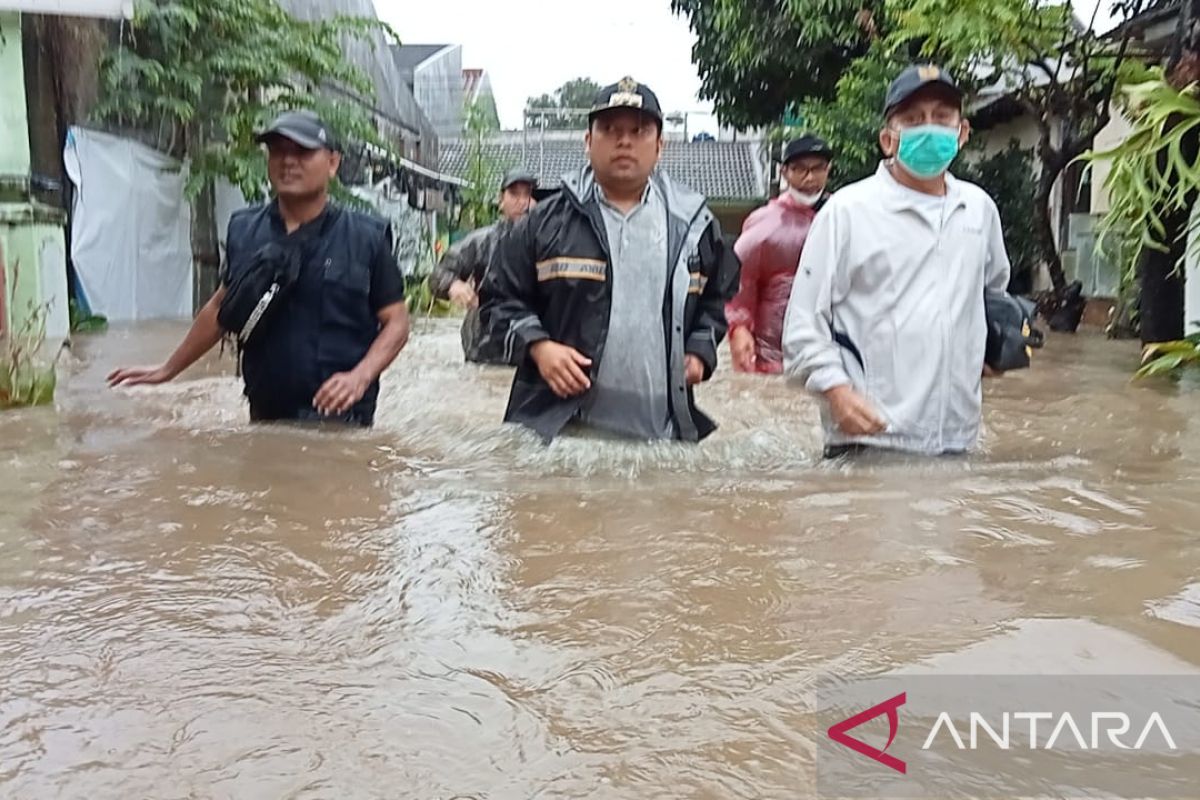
983,364 -> 1002,378
313,370 -> 371,417
107,286 -> 225,391
530,341 -> 592,399
729,327 -> 756,373
107,365 -> 176,388
685,354 -> 706,386
448,279 -> 479,309
824,385 -> 887,437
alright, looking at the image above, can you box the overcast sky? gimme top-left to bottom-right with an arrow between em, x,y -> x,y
373,0 -> 1123,132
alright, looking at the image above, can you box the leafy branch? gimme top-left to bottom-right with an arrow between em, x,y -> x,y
1,260 -> 60,410
95,0 -> 396,203
1085,69 -> 1200,276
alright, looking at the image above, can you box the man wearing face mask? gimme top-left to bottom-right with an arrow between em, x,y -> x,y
727,135 -> 833,374
782,64 -> 1011,457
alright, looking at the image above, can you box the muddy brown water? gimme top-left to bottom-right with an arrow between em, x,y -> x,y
2,318 -> 1199,798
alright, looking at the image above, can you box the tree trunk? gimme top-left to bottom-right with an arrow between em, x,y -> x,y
1106,274 -> 1141,340
191,182 -> 220,310
1137,217 -> 1187,344
1137,107 -> 1198,344
1032,149 -> 1087,331
188,121 -> 220,312
1137,171 -> 1196,346
1033,167 -> 1065,293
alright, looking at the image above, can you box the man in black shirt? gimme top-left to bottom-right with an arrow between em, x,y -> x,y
108,110 -> 410,426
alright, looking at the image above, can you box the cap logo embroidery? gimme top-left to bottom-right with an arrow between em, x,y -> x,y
918,65 -> 941,81
605,76 -> 644,108
318,129 -> 327,142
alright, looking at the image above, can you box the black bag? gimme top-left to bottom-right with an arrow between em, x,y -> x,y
985,289 -> 1045,371
218,242 -> 302,345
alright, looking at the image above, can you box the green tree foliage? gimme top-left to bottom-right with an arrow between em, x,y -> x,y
1086,69 -> 1200,278
1084,66 -> 1200,365
800,47 -> 906,186
94,0 -> 393,203
526,77 -> 602,129
460,98 -> 513,230
1137,334 -> 1200,377
671,0 -> 878,127
957,142 -> 1040,293
1,261 -> 58,410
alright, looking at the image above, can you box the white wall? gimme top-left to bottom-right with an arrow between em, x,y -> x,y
1090,112 -> 1134,214
971,113 -> 1065,291
1187,204 -> 1200,335
975,115 -> 1041,157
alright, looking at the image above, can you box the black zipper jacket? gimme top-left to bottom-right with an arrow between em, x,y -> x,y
480,167 -> 741,443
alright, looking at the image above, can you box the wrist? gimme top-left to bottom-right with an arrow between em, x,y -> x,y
823,384 -> 852,400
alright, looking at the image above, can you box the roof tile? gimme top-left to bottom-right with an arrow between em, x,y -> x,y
439,137 -> 765,200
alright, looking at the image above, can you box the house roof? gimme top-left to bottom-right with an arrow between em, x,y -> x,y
392,44 -> 453,73
1105,0 -> 1183,53
277,0 -> 435,150
438,135 -> 767,201
463,68 -> 486,100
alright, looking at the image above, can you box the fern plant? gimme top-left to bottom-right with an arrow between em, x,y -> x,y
1083,67 -> 1200,376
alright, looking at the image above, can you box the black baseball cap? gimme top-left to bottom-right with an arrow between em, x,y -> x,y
501,167 -> 538,191
255,110 -> 340,152
588,77 -> 664,125
781,134 -> 833,164
883,64 -> 963,118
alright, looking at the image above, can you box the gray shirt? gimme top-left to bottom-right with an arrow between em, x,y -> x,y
579,183 -> 675,440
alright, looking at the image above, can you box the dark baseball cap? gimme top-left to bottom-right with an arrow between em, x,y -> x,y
588,76 -> 664,124
781,134 -> 833,164
501,167 -> 538,191
883,64 -> 963,118
255,110 -> 340,152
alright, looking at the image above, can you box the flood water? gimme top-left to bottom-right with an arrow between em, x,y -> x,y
3,318 -> 1200,798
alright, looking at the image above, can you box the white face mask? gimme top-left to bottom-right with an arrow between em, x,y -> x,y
787,187 -> 823,206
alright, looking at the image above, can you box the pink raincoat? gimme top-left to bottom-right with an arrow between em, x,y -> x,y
727,192 -> 821,373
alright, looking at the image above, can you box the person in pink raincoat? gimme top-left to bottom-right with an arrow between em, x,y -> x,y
727,135 -> 833,373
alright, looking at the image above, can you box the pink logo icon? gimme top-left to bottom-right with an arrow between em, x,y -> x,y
828,692 -> 907,774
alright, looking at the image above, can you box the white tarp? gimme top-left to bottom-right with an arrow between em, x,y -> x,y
0,0 -> 133,18
64,127 -> 193,322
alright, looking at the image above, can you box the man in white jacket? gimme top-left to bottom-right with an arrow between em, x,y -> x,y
782,64 -> 1011,457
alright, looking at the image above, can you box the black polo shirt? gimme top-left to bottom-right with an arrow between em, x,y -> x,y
223,200 -> 405,425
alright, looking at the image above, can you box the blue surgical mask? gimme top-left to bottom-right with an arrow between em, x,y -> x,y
895,124 -> 961,179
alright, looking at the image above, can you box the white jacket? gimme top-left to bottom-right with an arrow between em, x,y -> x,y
782,163 -> 1011,454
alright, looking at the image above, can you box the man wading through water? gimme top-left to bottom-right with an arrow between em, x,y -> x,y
108,110 -> 410,426
783,65 -> 1011,457
482,77 -> 739,443
432,167 -> 537,364
728,134 -> 833,374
